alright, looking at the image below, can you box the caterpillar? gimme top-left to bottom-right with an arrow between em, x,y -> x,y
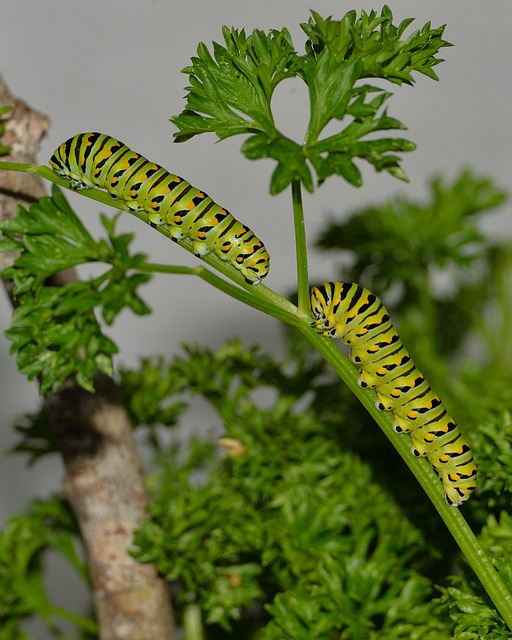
310,281 -> 477,506
49,132 -> 270,284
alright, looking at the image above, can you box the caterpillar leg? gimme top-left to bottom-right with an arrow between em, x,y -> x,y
68,178 -> 89,190
191,239 -> 212,258
410,427 -> 477,506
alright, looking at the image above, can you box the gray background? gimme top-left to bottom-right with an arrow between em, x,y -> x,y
1,0 -> 511,635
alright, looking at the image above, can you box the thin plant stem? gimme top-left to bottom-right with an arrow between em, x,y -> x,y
44,602 -> 98,634
183,604 -> 205,640
291,177 -> 310,314
138,261 -> 300,325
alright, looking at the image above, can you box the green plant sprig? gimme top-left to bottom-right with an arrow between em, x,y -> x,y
0,105 -> 11,156
172,6 -> 450,194
0,497 -> 97,636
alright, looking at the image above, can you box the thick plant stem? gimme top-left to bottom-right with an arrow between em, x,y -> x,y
46,375 -> 176,640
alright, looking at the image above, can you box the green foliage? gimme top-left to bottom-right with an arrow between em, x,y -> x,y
263,574 -> 450,640
432,511 -> 512,639
302,8 -> 448,84
125,335 -> 512,638
173,27 -> 298,142
172,6 -> 449,193
120,357 -> 189,430
129,340 -> 453,636
9,336 -> 512,638
0,105 -> 11,156
0,185 -> 152,394
436,586 -> 509,640
0,497 -> 95,639
8,405 -> 59,465
316,169 -> 507,299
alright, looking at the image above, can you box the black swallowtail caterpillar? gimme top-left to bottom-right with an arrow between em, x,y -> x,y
310,281 -> 477,506
49,132 -> 270,284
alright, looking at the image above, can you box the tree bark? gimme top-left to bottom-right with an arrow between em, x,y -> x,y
0,74 -> 176,640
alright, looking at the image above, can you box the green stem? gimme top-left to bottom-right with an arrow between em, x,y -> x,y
292,178 -> 310,314
43,601 -> 98,634
139,261 -> 300,325
183,604 -> 205,640
0,160 -> 40,173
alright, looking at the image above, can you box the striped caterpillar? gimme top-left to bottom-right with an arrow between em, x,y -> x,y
49,132 -> 270,284
310,281 -> 477,506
